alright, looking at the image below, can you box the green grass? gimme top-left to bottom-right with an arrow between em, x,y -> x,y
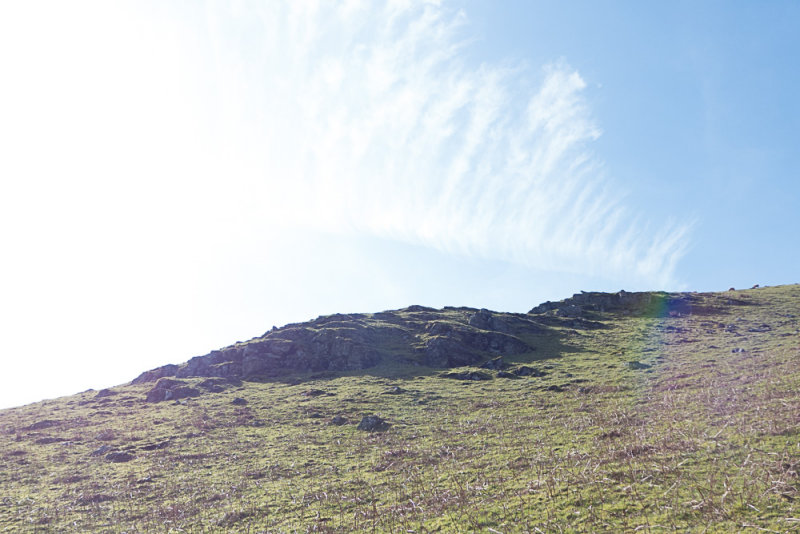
1,285 -> 799,532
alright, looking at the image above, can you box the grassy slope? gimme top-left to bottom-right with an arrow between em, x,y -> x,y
1,285 -> 799,533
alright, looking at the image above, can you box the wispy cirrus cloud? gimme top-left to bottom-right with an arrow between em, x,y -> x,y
0,0 -> 690,291
0,0 -> 691,408
197,1 -> 689,287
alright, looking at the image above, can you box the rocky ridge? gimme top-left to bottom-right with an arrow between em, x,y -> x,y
132,290 -> 738,395
133,305 -> 540,387
528,289 -> 747,318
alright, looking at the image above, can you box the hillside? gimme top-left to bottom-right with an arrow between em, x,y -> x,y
1,285 -> 799,532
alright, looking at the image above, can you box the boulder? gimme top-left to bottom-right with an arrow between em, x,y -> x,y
357,415 -> 390,432
140,440 -> 171,451
330,415 -> 348,426
25,420 -> 59,431
513,366 -> 546,377
421,337 -> 474,367
145,378 -> 200,403
35,436 -> 66,444
91,445 -> 113,457
105,452 -> 134,463
198,377 -> 239,392
497,371 -> 519,379
439,371 -> 492,381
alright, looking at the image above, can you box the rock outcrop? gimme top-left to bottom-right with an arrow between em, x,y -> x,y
433,325 -> 529,362
131,305 -> 538,385
131,364 -> 180,385
528,290 -> 710,318
132,292 -> 726,390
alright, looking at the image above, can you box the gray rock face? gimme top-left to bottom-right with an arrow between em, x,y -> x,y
420,329 -> 531,368
555,304 -> 582,318
170,327 -> 384,382
468,309 -> 510,332
480,357 -> 508,370
132,364 -> 180,385
176,351 -> 243,380
131,304 -> 536,388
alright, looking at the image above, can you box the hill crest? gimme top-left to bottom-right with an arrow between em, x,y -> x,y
132,288 -> 762,394
1,284 -> 798,532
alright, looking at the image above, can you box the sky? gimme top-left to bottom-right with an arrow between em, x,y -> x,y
0,0 -> 798,409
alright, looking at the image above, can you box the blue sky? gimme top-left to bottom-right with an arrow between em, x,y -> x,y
472,0 -> 800,289
0,1 -> 798,408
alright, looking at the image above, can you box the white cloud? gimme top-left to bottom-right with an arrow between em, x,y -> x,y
0,1 -> 689,292
184,1 -> 689,287
0,0 -> 693,408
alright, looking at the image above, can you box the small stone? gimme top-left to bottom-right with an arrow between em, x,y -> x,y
357,415 -> 390,432
91,445 -> 113,456
25,420 -> 59,431
231,397 -> 248,405
34,436 -> 65,444
105,451 -> 134,463
145,379 -> 200,403
439,371 -> 492,381
513,366 -> 546,377
330,415 -> 348,426
140,440 -> 170,451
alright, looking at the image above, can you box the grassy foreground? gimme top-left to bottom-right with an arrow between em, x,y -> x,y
1,285 -> 799,532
